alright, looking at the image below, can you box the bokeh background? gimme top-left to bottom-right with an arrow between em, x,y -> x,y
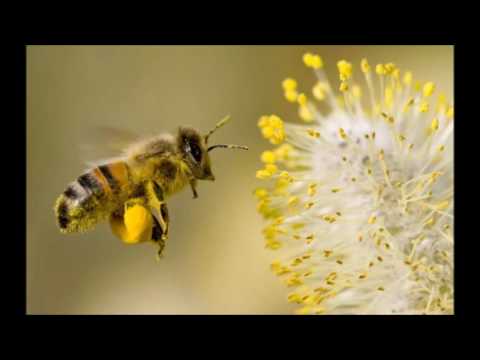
27,45 -> 453,314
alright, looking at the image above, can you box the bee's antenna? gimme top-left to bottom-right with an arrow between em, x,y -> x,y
207,144 -> 249,152
204,115 -> 231,144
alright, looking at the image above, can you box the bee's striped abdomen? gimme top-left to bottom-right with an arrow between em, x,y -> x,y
55,161 -> 130,233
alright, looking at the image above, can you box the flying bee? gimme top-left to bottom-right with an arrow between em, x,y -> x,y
54,116 -> 248,258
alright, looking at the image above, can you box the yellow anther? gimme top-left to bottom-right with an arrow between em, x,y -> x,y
312,82 -> 327,100
287,293 -> 302,303
361,58 -> 370,73
282,78 -> 297,91
423,81 -> 435,97
336,260 -> 344,265
424,217 -> 435,227
297,93 -> 307,106
299,105 -> 314,122
352,84 -> 362,98
261,150 -> 276,164
258,114 -> 285,144
358,273 -> 368,280
338,128 -> 347,140
384,62 -> 396,75
339,82 -> 349,92
305,202 -> 315,209
403,71 -> 413,86
303,53 -> 323,69
274,143 -> 293,160
337,60 -> 353,81
256,169 -> 272,180
381,112 -> 394,124
322,215 -> 337,223
288,196 -> 299,206
265,164 -> 278,174
446,106 -> 454,119
437,145 -> 445,152
307,128 -> 320,138
284,89 -> 298,103
397,134 -> 406,142
419,101 -> 429,113
377,286 -> 385,291
307,183 -> 317,197
375,64 -> 386,75
431,117 -> 439,131
368,215 -> 377,224
331,187 -> 341,193
254,188 -> 268,199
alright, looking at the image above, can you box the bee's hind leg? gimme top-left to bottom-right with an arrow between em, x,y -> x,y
109,197 -> 153,244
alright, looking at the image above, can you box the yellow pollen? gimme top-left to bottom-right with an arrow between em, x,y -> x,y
258,114 -> 285,144
303,53 -> 323,69
368,215 -> 377,224
337,60 -> 353,81
431,118 -> 439,131
308,183 -> 317,196
282,78 -> 297,91
423,82 -> 435,97
256,169 -> 272,180
323,250 -> 333,257
419,101 -> 429,113
446,106 -> 454,119
331,187 -> 341,193
299,105 -> 314,122
254,188 -> 268,199
265,164 -> 278,174
261,150 -> 276,164
284,89 -> 298,102
297,93 -> 307,106
288,196 -> 299,206
305,202 -> 315,209
384,63 -> 396,75
307,129 -> 321,138
339,82 -> 349,92
338,128 -> 347,140
375,64 -> 386,75
361,58 -> 370,73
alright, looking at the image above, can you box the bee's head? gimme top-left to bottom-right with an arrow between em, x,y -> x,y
177,127 -> 215,181
177,116 -> 248,181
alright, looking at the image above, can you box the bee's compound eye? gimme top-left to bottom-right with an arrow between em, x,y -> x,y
189,142 -> 202,163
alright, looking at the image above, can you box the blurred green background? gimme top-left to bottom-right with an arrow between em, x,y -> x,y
27,45 -> 453,314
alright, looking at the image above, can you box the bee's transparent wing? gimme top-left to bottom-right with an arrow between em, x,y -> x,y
79,126 -> 144,167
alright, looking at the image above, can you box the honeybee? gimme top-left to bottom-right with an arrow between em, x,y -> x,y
54,116 -> 248,258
